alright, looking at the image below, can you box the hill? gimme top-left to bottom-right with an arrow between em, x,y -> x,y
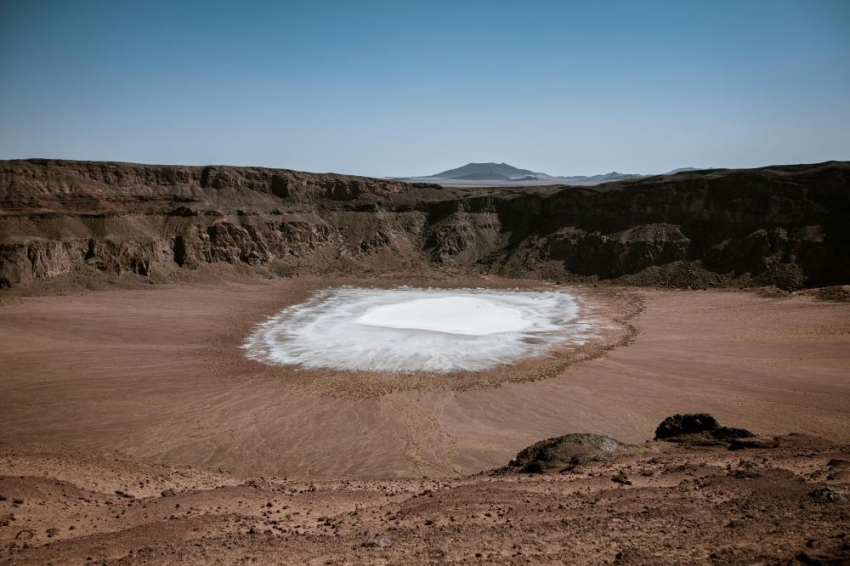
430,162 -> 540,180
404,163 -> 652,187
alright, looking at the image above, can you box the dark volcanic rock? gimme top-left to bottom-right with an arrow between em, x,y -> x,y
655,414 -> 721,439
809,486 -> 847,503
655,414 -> 757,444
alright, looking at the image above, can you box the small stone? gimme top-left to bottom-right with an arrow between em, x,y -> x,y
810,486 -> 846,503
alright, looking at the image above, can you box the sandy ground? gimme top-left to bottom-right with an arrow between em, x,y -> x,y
0,278 -> 848,481
1,432 -> 848,564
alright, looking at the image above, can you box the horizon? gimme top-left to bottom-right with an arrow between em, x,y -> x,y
2,156 -> 849,180
1,1 -> 849,177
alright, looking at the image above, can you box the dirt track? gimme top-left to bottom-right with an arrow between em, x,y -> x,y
1,278 -> 848,480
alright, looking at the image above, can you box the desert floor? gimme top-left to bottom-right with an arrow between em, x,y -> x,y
1,278 -> 848,480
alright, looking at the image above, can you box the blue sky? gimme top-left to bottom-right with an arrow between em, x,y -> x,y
0,1 -> 848,176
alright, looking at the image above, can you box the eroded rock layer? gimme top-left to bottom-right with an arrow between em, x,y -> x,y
1,159 -> 848,290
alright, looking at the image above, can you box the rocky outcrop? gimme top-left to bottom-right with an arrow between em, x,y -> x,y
543,223 -> 691,277
502,433 -> 630,473
655,413 -> 755,443
1,159 -> 848,290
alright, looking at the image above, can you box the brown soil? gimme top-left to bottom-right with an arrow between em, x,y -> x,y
1,278 -> 848,481
1,276 -> 849,564
1,431 -> 848,564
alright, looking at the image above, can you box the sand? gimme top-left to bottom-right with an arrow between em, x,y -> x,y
0,278 -> 848,480
3,432 -> 849,564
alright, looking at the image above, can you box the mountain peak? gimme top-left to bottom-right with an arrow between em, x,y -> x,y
430,162 -> 542,181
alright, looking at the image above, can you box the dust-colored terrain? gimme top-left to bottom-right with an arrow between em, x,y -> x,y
1,160 -> 849,563
1,279 -> 849,563
1,280 -> 848,479
1,419 -> 848,564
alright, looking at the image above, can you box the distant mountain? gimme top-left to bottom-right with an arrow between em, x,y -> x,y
451,172 -> 512,181
395,163 -> 702,187
424,163 -> 647,184
561,171 -> 643,183
431,162 -> 541,180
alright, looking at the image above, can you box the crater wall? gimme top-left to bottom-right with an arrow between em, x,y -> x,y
1,159 -> 848,290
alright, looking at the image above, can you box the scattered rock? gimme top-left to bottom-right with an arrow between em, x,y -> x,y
810,487 -> 846,503
611,473 -> 632,486
0,423 -> 847,563
362,531 -> 392,548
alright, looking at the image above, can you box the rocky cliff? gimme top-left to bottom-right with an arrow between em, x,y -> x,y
1,159 -> 848,290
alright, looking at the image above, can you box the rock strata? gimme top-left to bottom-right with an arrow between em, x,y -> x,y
2,159 -> 848,290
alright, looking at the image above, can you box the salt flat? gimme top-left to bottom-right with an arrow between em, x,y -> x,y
243,287 -> 590,373
354,295 -> 532,335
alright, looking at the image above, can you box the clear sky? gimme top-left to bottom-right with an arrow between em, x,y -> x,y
1,1 -> 848,177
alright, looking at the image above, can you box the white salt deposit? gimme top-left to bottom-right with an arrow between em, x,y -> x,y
355,296 -> 532,335
243,287 -> 593,373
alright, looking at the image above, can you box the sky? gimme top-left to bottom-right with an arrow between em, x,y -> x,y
0,1 -> 848,177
